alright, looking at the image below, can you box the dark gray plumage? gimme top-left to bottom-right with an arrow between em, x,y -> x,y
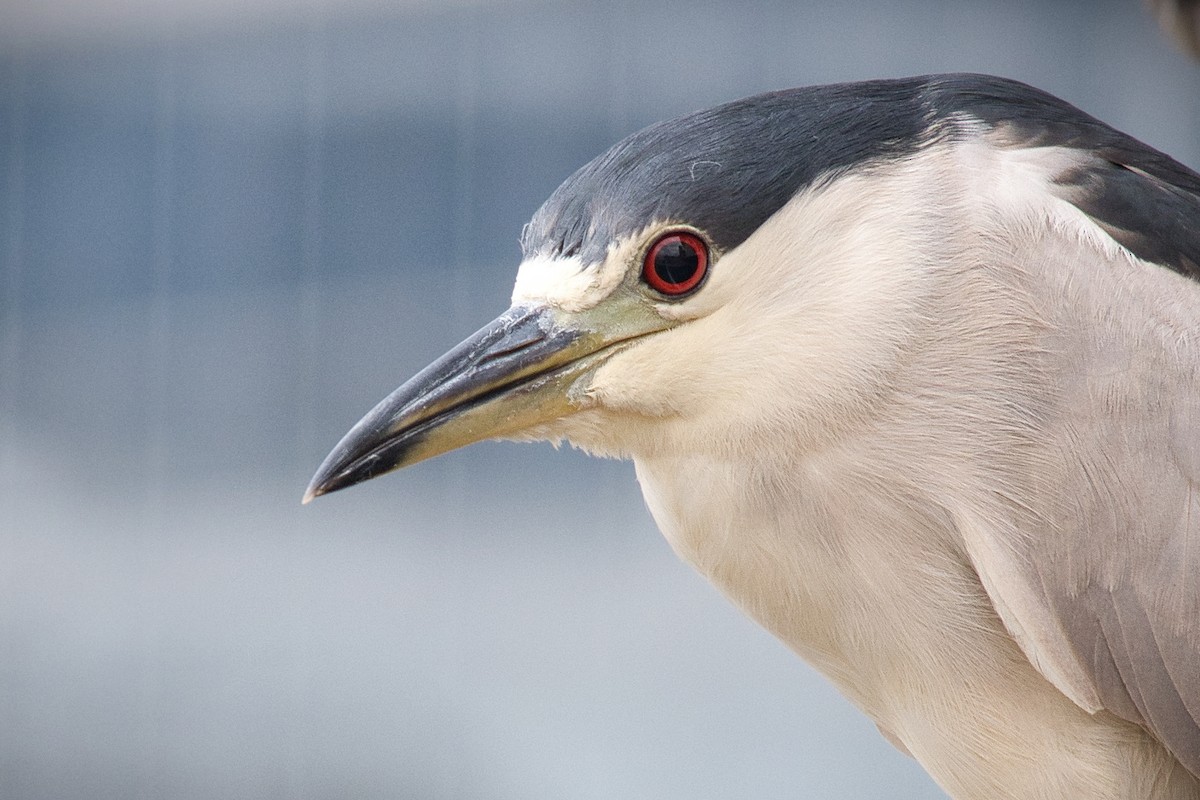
524,74 -> 1200,278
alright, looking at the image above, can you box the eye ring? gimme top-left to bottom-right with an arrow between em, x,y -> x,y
641,231 -> 709,297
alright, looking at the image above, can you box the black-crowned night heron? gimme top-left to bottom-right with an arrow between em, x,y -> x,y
306,74 -> 1200,799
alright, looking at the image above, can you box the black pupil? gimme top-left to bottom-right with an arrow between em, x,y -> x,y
654,239 -> 699,285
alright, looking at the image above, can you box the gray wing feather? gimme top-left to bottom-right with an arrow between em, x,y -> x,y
1043,367 -> 1200,775
1072,153 -> 1200,773
966,134 -> 1200,775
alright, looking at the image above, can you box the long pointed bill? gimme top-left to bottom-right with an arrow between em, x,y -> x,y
304,304 -> 631,502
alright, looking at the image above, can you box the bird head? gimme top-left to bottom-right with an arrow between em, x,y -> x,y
303,74 -> 1081,502
303,79 -> 954,502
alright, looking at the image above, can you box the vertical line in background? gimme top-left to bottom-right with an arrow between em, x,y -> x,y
0,51 -> 26,485
298,6 -> 326,470
0,43 -> 28,799
604,0 -> 633,142
451,13 -> 478,330
137,30 -> 177,800
146,41 -> 176,523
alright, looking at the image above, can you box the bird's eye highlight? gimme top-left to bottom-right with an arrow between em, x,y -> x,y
642,231 -> 708,296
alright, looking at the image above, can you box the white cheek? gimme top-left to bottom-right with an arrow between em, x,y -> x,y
511,254 -> 625,312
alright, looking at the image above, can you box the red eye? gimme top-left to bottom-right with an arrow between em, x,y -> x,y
642,231 -> 709,296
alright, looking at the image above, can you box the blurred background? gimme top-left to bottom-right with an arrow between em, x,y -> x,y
0,1 -> 1197,798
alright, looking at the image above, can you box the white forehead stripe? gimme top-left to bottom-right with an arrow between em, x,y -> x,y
511,253 -> 626,312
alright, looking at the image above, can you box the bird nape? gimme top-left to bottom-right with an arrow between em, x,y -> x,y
306,74 -> 1200,800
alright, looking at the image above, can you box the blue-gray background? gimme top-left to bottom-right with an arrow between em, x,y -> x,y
1,1 -> 1197,798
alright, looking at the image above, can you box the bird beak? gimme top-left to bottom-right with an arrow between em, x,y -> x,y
303,303 -> 638,502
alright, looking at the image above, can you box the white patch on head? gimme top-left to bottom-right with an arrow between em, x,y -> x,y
512,228 -> 681,313
511,250 -> 626,312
